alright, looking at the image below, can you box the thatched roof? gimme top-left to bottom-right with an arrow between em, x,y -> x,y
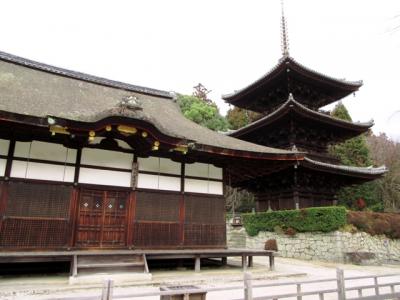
0,51 -> 298,158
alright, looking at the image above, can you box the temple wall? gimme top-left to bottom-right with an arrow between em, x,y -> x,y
227,225 -> 400,264
0,137 -> 226,250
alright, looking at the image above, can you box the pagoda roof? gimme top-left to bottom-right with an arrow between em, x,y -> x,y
222,56 -> 362,112
229,94 -> 373,139
302,157 -> 387,179
0,50 -> 300,160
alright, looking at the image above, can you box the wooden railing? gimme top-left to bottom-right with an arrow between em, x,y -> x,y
52,268 -> 400,300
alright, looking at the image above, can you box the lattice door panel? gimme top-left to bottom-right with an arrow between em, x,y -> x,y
184,224 -> 226,246
102,191 -> 128,247
0,218 -> 69,247
75,189 -> 128,248
133,222 -> 180,247
0,182 -> 71,249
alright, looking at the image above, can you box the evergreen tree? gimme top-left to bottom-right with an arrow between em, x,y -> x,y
177,94 -> 229,131
329,102 -> 380,210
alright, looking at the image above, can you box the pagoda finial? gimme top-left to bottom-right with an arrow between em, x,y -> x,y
280,0 -> 290,57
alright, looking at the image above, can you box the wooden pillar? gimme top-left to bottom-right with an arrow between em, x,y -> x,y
180,163 -> 185,246
221,257 -> 227,266
293,165 -> 299,209
0,139 -> 14,233
70,255 -> 78,277
126,191 -> 136,248
195,256 -> 201,273
242,255 -> 247,271
4,139 -> 15,180
0,182 -> 9,236
247,256 -> 253,268
68,188 -> 79,248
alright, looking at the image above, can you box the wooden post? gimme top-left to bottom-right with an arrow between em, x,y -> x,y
336,268 -> 346,300
221,257 -> 227,266
195,256 -> 201,273
374,276 -> 379,296
269,253 -> 275,271
242,255 -> 247,271
71,255 -> 78,277
297,283 -> 302,300
143,254 -> 149,273
244,272 -> 253,300
101,280 -> 114,300
248,256 -> 253,268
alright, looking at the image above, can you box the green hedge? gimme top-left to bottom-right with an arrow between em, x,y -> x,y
242,206 -> 347,236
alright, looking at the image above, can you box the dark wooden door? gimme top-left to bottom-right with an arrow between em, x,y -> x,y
75,189 -> 128,248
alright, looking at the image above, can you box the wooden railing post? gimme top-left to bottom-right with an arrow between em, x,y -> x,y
244,272 -> 253,300
297,283 -> 302,300
101,279 -> 114,300
374,276 -> 379,296
336,268 -> 346,300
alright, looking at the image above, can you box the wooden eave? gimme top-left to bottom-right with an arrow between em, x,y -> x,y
222,56 -> 362,110
301,157 -> 387,180
229,96 -> 373,139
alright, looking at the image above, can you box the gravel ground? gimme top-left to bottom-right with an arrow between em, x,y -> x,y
0,257 -> 400,300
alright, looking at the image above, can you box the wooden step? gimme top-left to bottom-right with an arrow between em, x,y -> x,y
78,262 -> 144,269
77,254 -> 143,265
71,254 -> 149,277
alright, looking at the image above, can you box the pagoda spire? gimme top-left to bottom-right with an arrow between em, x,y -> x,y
280,0 -> 290,57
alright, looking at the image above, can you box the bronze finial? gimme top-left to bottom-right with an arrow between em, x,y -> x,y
280,0 -> 290,57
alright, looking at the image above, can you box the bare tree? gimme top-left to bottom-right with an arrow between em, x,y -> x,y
367,133 -> 400,211
193,83 -> 212,103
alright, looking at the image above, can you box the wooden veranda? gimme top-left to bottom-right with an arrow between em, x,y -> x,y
0,248 -> 275,276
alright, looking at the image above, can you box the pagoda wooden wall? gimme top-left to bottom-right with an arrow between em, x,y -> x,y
253,167 -> 337,211
0,138 -> 226,251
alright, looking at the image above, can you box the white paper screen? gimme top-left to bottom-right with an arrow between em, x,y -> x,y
0,159 -> 6,176
81,148 -> 133,169
0,139 -> 10,156
10,160 -> 74,182
185,162 -> 208,178
79,167 -> 131,187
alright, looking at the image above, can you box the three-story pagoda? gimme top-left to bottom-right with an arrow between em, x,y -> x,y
223,3 -> 386,210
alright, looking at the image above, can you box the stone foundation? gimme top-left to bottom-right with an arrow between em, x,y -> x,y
227,225 -> 400,264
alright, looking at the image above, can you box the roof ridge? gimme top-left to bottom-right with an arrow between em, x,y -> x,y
0,50 -> 174,99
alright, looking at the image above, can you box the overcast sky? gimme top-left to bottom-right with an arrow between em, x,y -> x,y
1,0 -> 399,140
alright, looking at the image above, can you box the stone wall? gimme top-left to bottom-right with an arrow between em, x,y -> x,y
227,225 -> 400,264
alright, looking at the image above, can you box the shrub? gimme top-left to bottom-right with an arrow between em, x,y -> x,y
265,239 -> 278,251
347,211 -> 400,239
284,227 -> 297,236
242,206 -> 347,236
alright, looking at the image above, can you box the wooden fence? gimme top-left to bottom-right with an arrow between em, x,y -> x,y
54,269 -> 400,300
